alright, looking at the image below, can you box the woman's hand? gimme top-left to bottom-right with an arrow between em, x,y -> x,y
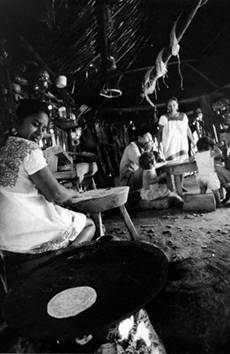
71,190 -> 82,198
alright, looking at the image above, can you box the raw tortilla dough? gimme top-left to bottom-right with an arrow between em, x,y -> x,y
47,286 -> 97,319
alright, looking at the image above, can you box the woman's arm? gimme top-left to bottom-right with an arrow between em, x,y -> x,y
30,166 -> 80,204
157,125 -> 163,145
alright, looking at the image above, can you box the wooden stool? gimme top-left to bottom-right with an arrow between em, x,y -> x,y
68,187 -> 138,240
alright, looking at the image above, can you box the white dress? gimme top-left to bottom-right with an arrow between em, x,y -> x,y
158,112 -> 189,162
0,137 -> 86,253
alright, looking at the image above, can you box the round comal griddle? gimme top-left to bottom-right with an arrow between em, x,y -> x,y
3,240 -> 168,341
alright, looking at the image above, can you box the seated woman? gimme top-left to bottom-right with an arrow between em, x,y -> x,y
0,101 -> 167,354
0,99 -> 95,255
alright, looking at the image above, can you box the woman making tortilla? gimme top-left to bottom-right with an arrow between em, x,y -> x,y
0,99 -> 95,254
0,100 -> 167,354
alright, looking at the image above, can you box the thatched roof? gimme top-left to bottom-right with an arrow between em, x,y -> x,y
0,0 -> 230,111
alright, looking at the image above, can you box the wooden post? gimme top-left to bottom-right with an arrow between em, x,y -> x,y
183,192 -> 216,212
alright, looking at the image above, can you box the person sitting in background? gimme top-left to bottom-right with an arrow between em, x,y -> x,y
139,151 -> 183,206
195,136 -> 221,206
0,99 -> 95,254
119,127 -> 154,191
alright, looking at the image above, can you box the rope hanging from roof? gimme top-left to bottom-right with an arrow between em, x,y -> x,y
170,16 -> 183,90
141,0 -> 209,107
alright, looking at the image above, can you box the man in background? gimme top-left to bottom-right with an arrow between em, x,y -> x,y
119,128 -> 154,191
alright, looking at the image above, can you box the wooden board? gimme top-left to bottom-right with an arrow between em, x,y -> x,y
183,192 -> 216,212
165,160 -> 198,175
69,187 -> 129,213
138,198 -> 169,210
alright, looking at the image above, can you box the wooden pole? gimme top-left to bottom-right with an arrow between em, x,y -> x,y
122,59 -> 198,75
177,1 -> 207,43
100,94 -> 201,113
183,62 -> 219,89
164,0 -> 208,64
142,0 -> 209,98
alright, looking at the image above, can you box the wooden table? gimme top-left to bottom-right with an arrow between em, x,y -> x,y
159,160 -> 198,196
68,187 -> 139,240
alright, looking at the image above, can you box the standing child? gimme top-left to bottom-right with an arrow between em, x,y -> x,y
196,136 -> 221,206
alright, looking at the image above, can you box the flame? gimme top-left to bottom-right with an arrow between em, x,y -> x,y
133,321 -> 151,347
118,316 -> 151,347
118,315 -> 134,340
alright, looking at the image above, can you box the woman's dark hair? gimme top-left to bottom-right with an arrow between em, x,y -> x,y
197,136 -> 214,152
139,151 -> 155,170
167,96 -> 179,104
16,99 -> 49,123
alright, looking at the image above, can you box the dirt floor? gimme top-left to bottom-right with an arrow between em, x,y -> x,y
1,176 -> 230,353
103,176 -> 230,354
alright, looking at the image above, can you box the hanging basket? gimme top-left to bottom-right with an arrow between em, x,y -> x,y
99,87 -> 122,99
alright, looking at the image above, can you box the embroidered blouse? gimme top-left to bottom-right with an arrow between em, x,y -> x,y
0,136 -> 86,253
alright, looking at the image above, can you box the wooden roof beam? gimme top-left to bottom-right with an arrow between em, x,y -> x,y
183,62 -> 219,89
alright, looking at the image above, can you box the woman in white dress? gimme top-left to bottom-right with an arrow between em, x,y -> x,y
158,97 -> 194,162
0,99 -> 95,254
157,97 -> 195,192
